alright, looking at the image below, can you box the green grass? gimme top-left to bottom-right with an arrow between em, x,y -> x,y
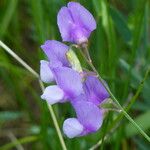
0,0 -> 150,149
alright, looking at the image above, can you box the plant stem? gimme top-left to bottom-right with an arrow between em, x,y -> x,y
0,41 -> 39,78
80,46 -> 150,142
107,68 -> 150,133
0,40 -> 67,150
89,67 -> 150,150
39,80 -> 67,150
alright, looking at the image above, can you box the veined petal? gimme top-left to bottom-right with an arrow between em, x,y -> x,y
57,2 -> 96,44
68,2 -> 96,33
83,76 -> 109,105
40,60 -> 54,83
71,94 -> 87,102
72,99 -> 103,134
41,85 -> 64,105
70,26 -> 88,44
57,7 -> 74,42
52,67 -> 83,99
63,118 -> 84,138
41,40 -> 69,67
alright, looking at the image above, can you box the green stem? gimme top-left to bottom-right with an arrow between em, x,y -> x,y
108,68 -> 150,131
80,46 -> 150,142
0,40 -> 67,150
89,66 -> 150,150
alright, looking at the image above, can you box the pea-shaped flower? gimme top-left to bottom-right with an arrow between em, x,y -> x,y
83,76 -> 110,105
40,40 -> 70,83
62,76 -> 109,138
57,2 -> 96,44
41,67 -> 83,104
63,95 -> 103,138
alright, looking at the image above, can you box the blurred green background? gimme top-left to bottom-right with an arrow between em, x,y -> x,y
0,0 -> 150,149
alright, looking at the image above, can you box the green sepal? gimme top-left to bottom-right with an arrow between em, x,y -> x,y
66,48 -> 82,72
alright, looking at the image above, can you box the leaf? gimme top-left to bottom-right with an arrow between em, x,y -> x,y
110,6 -> 132,43
0,0 -> 18,38
92,0 -> 101,16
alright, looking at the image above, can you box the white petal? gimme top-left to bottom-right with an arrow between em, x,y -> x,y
41,85 -> 64,105
40,60 -> 54,83
63,118 -> 84,138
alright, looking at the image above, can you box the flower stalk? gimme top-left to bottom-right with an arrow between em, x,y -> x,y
0,40 -> 67,150
80,45 -> 150,142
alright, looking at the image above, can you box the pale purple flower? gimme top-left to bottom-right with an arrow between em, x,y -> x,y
41,67 -> 83,104
83,76 -> 109,105
63,95 -> 103,138
39,10 -> 109,137
40,40 -> 70,83
62,75 -> 110,138
41,85 -> 65,105
63,118 -> 84,138
57,2 -> 96,44
41,40 -> 69,67
40,60 -> 54,83
52,67 -> 84,99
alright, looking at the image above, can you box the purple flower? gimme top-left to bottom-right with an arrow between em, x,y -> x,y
57,2 -> 96,44
52,67 -> 83,99
40,60 -> 54,83
39,19 -> 109,138
41,85 -> 65,105
41,67 -> 83,104
40,40 -> 70,83
62,75 -> 109,138
83,76 -> 109,105
41,40 -> 69,67
63,95 -> 103,138
63,118 -> 84,138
